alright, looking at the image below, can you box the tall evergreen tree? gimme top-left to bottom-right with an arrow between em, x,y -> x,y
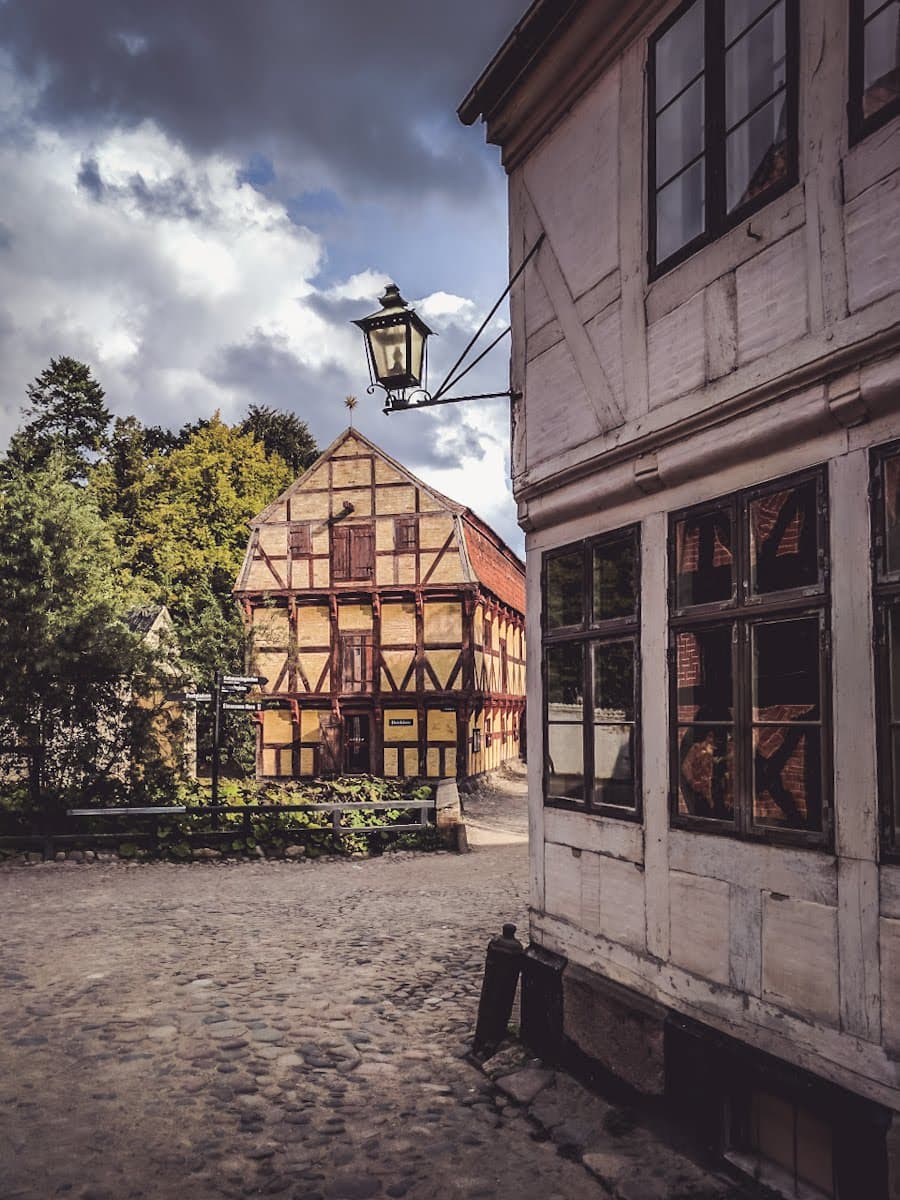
240,404 -> 318,476
8,357 -> 111,481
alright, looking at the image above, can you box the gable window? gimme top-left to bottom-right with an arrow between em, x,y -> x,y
333,524 -> 374,582
871,441 -> 900,860
669,468 -> 831,845
850,0 -> 900,142
649,0 -> 798,274
394,516 -> 418,552
542,525 -> 641,818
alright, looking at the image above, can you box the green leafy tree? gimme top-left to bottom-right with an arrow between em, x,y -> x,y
8,357 -> 112,481
240,404 -> 318,476
0,455 -> 161,812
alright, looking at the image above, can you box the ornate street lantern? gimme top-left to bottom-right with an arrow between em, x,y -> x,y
353,284 -> 433,404
352,235 -> 544,414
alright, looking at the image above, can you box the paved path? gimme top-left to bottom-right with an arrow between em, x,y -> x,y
1,769 -> 747,1200
0,774 -> 598,1200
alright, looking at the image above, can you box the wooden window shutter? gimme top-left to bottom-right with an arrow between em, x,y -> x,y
289,523 -> 311,558
350,526 -> 374,579
333,526 -> 350,581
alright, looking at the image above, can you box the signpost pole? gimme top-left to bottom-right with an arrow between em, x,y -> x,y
211,669 -> 222,828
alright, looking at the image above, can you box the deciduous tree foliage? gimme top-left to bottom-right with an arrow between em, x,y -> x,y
3,357 -> 315,787
0,455 -> 158,811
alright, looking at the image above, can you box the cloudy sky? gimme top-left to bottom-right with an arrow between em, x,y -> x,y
0,0 -> 528,549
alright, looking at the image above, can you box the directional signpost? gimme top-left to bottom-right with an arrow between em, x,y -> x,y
166,671 -> 294,822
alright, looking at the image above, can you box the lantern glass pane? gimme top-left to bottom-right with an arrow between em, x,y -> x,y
408,323 -> 425,387
370,322 -> 408,385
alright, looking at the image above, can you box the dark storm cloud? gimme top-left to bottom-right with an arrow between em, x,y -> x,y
0,0 -> 524,200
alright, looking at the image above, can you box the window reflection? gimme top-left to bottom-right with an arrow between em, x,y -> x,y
725,1 -> 788,212
677,727 -> 735,819
594,727 -> 634,807
593,535 -> 637,622
676,627 -> 733,721
546,551 -> 584,629
546,642 -> 584,802
885,453 -> 900,575
753,726 -> 822,829
675,508 -> 734,608
752,618 -> 820,722
749,480 -> 819,595
863,1 -> 900,120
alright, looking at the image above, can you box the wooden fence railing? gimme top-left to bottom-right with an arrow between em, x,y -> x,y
0,799 -> 435,858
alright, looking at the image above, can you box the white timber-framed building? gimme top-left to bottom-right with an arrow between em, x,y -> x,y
461,1 -> 900,1195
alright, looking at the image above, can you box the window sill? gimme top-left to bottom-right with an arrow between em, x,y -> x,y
671,814 -> 832,851
544,796 -> 642,822
646,180 -> 805,326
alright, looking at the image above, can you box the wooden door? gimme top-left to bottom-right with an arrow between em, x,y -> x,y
345,714 -> 371,774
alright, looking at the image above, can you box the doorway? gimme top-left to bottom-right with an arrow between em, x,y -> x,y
345,713 -> 371,773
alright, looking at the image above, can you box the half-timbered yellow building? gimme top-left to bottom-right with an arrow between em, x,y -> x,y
233,428 -> 526,780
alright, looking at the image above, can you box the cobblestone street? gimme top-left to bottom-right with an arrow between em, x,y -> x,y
0,771 -> 746,1200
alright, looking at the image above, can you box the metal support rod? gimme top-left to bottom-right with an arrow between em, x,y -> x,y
434,325 -> 511,400
385,390 -> 519,415
429,233 -> 544,403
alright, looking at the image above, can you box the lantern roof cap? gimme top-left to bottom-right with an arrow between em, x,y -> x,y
353,283 -> 434,335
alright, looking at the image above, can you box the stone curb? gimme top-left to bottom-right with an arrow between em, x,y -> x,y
475,1042 -> 763,1199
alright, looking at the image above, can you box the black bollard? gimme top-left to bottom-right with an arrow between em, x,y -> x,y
472,922 -> 524,1059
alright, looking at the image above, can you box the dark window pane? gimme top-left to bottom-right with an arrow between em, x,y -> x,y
725,3 -> 786,128
593,726 -> 635,808
675,508 -> 734,607
657,77 -> 705,186
726,93 -> 789,211
890,604 -> 900,719
749,479 -> 820,595
655,0 -> 705,110
752,617 -> 821,722
753,726 -> 822,830
677,726 -> 735,820
864,3 -> 900,120
892,728 -> 900,844
593,535 -> 636,622
546,550 -> 584,629
656,159 -> 705,263
726,0 -> 779,43
676,627 -> 734,721
594,642 -> 635,721
546,643 -> 583,708
884,453 -> 900,574
548,724 -> 584,802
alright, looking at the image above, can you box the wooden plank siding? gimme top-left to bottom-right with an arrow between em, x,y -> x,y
235,428 -> 526,781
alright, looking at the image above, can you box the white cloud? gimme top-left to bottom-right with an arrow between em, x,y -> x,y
0,58 -> 523,554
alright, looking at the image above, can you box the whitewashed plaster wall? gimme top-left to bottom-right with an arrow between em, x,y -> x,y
510,0 -> 900,1112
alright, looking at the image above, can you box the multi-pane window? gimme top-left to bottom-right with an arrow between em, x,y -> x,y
850,0 -> 900,141
649,0 -> 798,273
543,526 -> 641,818
872,442 -> 900,859
394,517 -> 417,552
670,469 -> 831,844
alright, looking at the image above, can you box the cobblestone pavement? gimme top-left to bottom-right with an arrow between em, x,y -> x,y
0,769 -> 748,1200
